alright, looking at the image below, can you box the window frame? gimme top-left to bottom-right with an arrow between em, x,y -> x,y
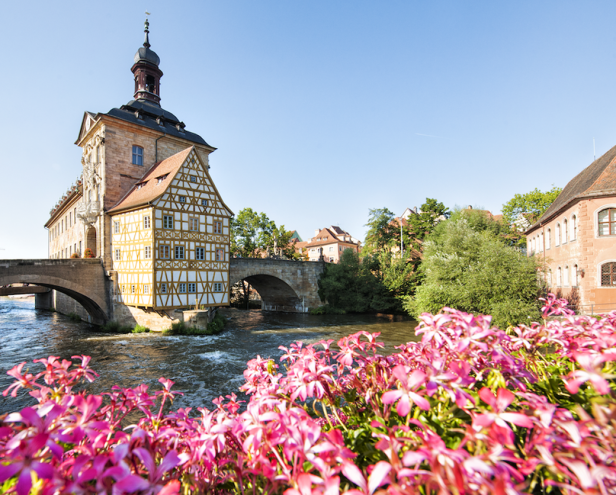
132,145 -> 144,166
179,196 -> 186,203
189,217 -> 199,232
175,246 -> 185,259
214,221 -> 223,234
144,216 -> 151,229
144,246 -> 151,259
188,283 -> 196,293
114,249 -> 121,261
598,208 -> 616,237
196,247 -> 205,260
114,221 -> 120,234
163,215 -> 174,229
201,199 -> 208,207
159,245 -> 170,259
215,248 -> 224,261
178,283 -> 186,293
213,283 -> 223,292
601,262 -> 616,287
160,283 -> 167,294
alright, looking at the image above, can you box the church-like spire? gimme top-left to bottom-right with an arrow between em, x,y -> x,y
143,18 -> 151,48
131,17 -> 163,105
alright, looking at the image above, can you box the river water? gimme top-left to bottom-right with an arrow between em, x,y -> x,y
0,297 -> 418,415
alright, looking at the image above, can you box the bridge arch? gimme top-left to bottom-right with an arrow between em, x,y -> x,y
229,258 -> 324,312
0,260 -> 109,325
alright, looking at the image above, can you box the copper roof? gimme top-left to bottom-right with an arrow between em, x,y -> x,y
108,147 -> 193,213
528,144 -> 616,232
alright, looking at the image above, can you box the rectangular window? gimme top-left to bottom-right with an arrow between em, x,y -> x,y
175,246 -> 184,259
144,285 -> 149,295
160,283 -> 167,294
201,199 -> 208,207
114,249 -> 121,261
215,248 -> 224,261
189,217 -> 199,231
213,283 -> 223,292
188,283 -> 196,293
196,247 -> 205,260
178,283 -> 186,293
159,245 -> 170,259
329,246 -> 334,252
132,145 -> 144,166
190,175 -> 197,183
179,196 -> 186,203
114,221 -> 120,234
131,285 -> 136,294
144,216 -> 151,229
163,215 -> 173,229
214,221 -> 223,234
145,246 -> 151,259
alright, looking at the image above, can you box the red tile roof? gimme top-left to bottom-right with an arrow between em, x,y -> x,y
108,147 -> 194,213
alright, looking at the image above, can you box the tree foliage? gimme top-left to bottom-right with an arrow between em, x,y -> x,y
501,186 -> 562,225
317,249 -> 400,313
406,214 -> 544,328
231,208 -> 300,260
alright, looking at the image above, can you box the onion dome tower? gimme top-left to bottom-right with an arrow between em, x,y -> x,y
131,18 -> 163,105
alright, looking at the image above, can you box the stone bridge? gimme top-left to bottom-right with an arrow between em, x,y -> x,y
230,258 -> 325,312
0,258 -> 325,325
0,259 -> 109,325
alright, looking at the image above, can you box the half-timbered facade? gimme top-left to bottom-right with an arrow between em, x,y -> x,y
109,147 -> 232,309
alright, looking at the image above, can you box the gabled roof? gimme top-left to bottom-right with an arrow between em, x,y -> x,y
528,144 -> 616,232
108,147 -> 194,213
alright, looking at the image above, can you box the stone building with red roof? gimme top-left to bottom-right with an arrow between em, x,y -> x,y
295,226 -> 361,263
526,146 -> 616,312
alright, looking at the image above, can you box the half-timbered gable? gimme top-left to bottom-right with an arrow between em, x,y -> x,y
109,146 -> 232,311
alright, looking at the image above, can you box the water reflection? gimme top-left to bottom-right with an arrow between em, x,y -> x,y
0,297 -> 418,414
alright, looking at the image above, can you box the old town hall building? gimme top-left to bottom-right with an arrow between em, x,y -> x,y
44,21 -> 232,324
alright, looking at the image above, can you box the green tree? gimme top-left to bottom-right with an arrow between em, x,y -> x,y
405,215 -> 544,328
406,198 -> 450,245
502,186 -> 562,226
362,208 -> 396,256
317,250 -> 399,313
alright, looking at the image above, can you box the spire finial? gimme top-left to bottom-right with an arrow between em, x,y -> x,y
143,12 -> 151,48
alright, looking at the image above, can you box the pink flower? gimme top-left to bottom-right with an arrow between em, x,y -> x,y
382,365 -> 430,415
564,351 -> 615,395
473,387 -> 533,444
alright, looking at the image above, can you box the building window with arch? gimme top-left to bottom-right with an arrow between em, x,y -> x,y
563,219 -> 568,243
540,232 -> 543,251
572,215 -> 577,240
548,269 -> 553,287
557,267 -> 562,286
547,229 -> 551,249
132,145 -> 144,166
598,208 -> 616,236
573,264 -> 579,286
601,262 -> 616,286
556,223 -> 561,246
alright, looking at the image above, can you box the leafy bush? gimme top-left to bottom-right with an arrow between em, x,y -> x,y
318,249 -> 400,313
310,305 -> 347,315
163,313 -> 227,336
67,312 -> 81,322
2,295 -> 616,494
70,252 -> 80,259
83,248 -> 95,258
406,214 -> 543,327
132,324 -> 150,333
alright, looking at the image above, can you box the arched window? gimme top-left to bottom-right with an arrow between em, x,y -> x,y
564,266 -> 569,286
601,262 -> 616,286
572,215 -> 577,240
547,228 -> 551,249
573,264 -> 578,286
598,209 -> 616,236
540,232 -> 544,252
557,267 -> 562,286
548,269 -> 553,287
563,219 -> 568,243
556,223 -> 561,246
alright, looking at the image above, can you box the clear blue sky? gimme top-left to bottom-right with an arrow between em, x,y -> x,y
1,1 -> 615,258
